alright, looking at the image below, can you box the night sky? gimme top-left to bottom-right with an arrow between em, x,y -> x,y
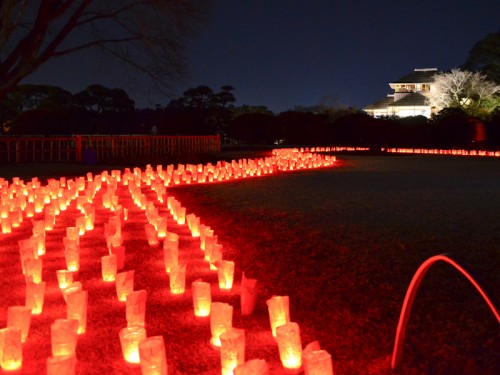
24,0 -> 500,113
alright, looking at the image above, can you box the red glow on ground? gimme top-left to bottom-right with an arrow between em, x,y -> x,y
0,148 -> 336,374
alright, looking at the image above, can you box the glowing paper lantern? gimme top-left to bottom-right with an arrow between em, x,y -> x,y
217,260 -> 235,290
266,295 -> 290,337
24,257 -> 42,284
32,233 -> 46,256
208,243 -> 223,270
51,319 -> 78,357
1,217 -> 12,234
25,281 -> 46,315
220,328 -> 245,375
234,359 -> 270,375
65,227 -> 79,246
163,232 -> 179,273
192,280 -> 211,317
46,354 -> 76,375
303,349 -> 333,375
240,273 -> 258,316
119,325 -> 146,366
75,216 -> 86,236
169,263 -> 187,295
126,290 -> 147,327
144,223 -> 159,247
0,327 -> 22,372
18,239 -> 36,276
62,282 -> 82,303
210,302 -> 233,347
276,322 -> 302,370
56,270 -> 73,289
156,216 -> 167,238
138,335 -> 168,375
116,270 -> 135,302
101,254 -> 118,282
7,306 -> 31,344
64,246 -> 80,272
67,290 -> 88,334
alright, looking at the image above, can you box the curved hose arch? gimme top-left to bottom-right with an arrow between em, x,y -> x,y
391,254 -> 500,371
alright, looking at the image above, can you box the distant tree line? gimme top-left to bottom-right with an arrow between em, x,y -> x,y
1,81 -> 500,150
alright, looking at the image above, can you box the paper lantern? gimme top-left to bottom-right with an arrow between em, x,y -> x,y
192,280 -> 211,317
208,243 -> 223,270
0,327 -> 22,371
240,273 -> 258,316
144,223 -> 159,247
1,217 -> 12,234
46,354 -> 76,375
7,306 -> 31,344
126,290 -> 147,327
169,263 -> 186,295
51,319 -> 78,357
266,295 -> 290,337
210,302 -> 233,347
234,359 -> 270,375
200,227 -> 214,251
32,233 -> 46,256
163,233 -> 179,273
25,281 -> 46,315
119,325 -> 146,366
24,257 -> 42,284
176,206 -> 186,225
67,290 -> 88,334
56,270 -> 73,289
116,270 -> 135,302
138,335 -> 168,375
64,246 -> 80,273
217,260 -> 235,290
276,322 -> 302,370
65,227 -> 79,246
75,216 -> 86,236
220,328 -> 245,375
62,282 -> 82,303
156,216 -> 167,238
101,254 -> 117,282
303,349 -> 333,375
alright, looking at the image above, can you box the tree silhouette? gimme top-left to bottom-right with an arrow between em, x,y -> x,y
0,1 -> 210,101
462,30 -> 500,83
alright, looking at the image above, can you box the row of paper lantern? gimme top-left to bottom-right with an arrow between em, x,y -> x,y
0,149 -> 336,374
385,147 -> 500,157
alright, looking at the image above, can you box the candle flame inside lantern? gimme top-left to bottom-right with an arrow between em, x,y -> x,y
0,327 -> 23,371
192,280 -> 211,317
119,326 -> 146,365
217,260 -> 235,290
276,322 -> 302,370
101,254 -> 117,282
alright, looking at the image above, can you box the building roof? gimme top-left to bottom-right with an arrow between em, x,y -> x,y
364,96 -> 394,110
390,68 -> 438,84
388,92 -> 429,107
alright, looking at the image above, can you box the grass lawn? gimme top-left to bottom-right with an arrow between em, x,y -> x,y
0,152 -> 498,374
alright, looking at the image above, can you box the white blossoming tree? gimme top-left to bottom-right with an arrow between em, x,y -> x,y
428,69 -> 500,116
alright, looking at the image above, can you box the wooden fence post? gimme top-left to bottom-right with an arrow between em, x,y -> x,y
75,135 -> 82,162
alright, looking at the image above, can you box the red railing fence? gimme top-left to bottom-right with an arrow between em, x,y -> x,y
0,135 -> 220,164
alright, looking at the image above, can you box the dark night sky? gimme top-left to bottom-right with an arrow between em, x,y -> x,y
24,0 -> 500,113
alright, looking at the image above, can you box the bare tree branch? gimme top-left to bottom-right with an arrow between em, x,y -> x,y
0,0 -> 211,101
